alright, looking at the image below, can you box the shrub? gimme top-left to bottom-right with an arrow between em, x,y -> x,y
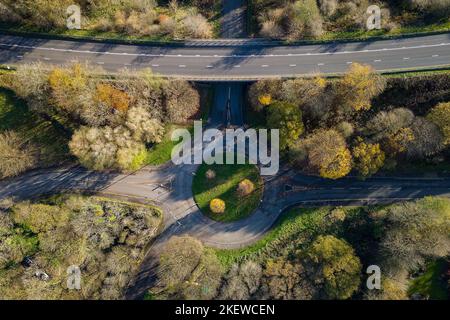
236,179 -> 255,197
205,169 -> 216,180
210,198 -> 226,214
182,14 -> 213,39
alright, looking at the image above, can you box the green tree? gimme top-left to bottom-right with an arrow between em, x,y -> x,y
427,102 -> 450,146
267,101 -> 304,151
305,235 -> 362,299
378,197 -> 450,275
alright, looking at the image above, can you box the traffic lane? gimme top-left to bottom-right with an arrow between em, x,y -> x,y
281,187 -> 450,206
1,41 -> 449,78
1,33 -> 450,58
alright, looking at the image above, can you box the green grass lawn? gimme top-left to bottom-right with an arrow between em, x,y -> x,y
144,124 -> 193,166
408,259 -> 449,300
193,161 -> 263,223
0,88 -> 70,167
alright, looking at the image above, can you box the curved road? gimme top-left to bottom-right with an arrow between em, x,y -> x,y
1,33 -> 450,80
1,163 -> 450,298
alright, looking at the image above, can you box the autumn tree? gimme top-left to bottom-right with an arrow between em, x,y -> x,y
267,101 -> 304,151
377,197 -> 450,276
365,108 -> 415,141
335,63 -> 386,112
304,235 -> 362,300
125,107 -> 164,143
248,80 -> 282,111
94,83 -> 130,113
261,257 -> 315,300
291,129 -> 352,179
164,80 -> 200,123
427,102 -> 450,146
157,236 -> 223,299
220,261 -> 263,300
48,63 -> 90,116
406,117 -> 444,159
352,138 -> 385,178
69,126 -> 146,171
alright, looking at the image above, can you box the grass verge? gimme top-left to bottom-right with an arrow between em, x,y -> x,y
144,124 -> 193,166
408,259 -> 449,300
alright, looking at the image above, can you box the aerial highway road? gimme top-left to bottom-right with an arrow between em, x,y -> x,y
0,33 -> 449,80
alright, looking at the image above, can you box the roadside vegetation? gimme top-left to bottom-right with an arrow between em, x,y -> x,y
0,62 -> 201,175
150,197 -> 450,300
250,0 -> 450,41
247,64 -> 450,179
0,0 -> 221,40
193,162 -> 263,222
0,195 -> 162,299
0,88 -> 70,179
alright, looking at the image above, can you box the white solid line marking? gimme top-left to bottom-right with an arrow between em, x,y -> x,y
206,65 -> 213,68
17,55 -> 23,58
151,64 -> 160,67
289,64 -> 296,67
403,57 -> 410,60
318,63 -> 325,66
346,61 -> 352,64
374,59 -> 381,62
261,65 -> 269,67
432,54 -> 439,57
43,57 -> 50,61
234,65 -> 241,68
179,65 -> 186,68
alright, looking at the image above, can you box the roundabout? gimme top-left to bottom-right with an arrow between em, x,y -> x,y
192,162 -> 263,223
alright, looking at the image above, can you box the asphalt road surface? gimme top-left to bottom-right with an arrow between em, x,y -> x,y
210,83 -> 244,126
1,33 -> 450,80
221,0 -> 247,38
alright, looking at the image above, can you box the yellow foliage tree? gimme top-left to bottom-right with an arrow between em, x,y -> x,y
210,198 -> 226,214
48,63 -> 88,112
352,139 -> 385,178
427,102 -> 450,145
258,94 -> 272,106
95,83 -> 130,113
297,129 -> 352,180
237,179 -> 255,196
338,63 -> 386,112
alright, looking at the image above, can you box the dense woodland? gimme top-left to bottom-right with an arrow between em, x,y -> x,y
0,195 -> 162,299
248,64 -> 450,179
0,0 -> 220,39
252,0 -> 450,39
0,63 -> 200,178
151,197 -> 450,300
